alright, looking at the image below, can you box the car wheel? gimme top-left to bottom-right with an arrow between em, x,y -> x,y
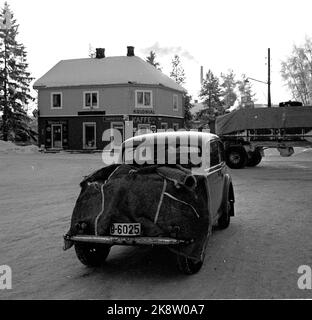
225,147 -> 248,169
176,255 -> 204,275
218,195 -> 232,229
74,243 -> 111,267
247,149 -> 262,167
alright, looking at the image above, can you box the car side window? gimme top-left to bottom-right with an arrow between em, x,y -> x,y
218,141 -> 225,163
210,141 -> 220,167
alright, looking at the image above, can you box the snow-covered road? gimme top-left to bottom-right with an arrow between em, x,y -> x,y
0,151 -> 311,299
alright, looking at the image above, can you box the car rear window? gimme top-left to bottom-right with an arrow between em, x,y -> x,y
122,137 -> 203,168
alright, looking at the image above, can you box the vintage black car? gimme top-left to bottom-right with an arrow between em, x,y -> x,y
64,131 -> 235,274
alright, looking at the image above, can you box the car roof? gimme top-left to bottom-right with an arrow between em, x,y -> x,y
124,131 -> 219,144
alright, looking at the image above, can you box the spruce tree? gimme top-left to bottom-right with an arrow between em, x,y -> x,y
183,92 -> 193,128
145,51 -> 161,70
220,70 -> 238,109
237,74 -> 256,109
198,70 -> 223,120
0,2 -> 35,141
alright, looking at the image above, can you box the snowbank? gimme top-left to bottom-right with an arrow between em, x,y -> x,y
0,140 -> 39,154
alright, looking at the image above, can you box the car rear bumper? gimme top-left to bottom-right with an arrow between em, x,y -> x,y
63,234 -> 192,250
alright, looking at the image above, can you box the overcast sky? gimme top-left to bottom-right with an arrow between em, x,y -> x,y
6,0 -> 312,106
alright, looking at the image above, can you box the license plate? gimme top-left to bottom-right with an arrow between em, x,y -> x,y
110,223 -> 141,236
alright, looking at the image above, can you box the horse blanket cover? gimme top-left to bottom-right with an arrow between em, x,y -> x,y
66,164 -> 212,262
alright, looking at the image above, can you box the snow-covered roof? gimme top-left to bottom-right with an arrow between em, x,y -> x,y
33,56 -> 185,92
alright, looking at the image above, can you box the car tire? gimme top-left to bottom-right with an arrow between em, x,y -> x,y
225,147 -> 248,169
176,255 -> 204,275
247,149 -> 262,167
218,195 -> 232,230
74,243 -> 111,267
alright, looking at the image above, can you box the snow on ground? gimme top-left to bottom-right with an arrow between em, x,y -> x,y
0,152 -> 312,299
0,140 -> 39,154
264,146 -> 312,156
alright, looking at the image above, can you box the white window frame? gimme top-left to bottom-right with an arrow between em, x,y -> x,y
83,91 -> 99,109
83,122 -> 97,149
51,92 -> 63,109
173,94 -> 179,111
135,90 -> 153,108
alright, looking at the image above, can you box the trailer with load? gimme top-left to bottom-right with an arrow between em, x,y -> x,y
214,106 -> 312,169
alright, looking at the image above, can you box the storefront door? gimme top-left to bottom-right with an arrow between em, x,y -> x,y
83,122 -> 96,149
111,122 -> 124,143
51,124 -> 62,149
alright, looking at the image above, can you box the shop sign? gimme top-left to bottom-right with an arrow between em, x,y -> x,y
133,109 -> 155,114
132,116 -> 156,124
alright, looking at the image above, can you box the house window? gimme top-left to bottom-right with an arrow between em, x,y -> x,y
137,124 -> 151,135
135,90 -> 152,108
51,92 -> 62,109
173,94 -> 178,111
84,91 -> 99,108
160,123 -> 168,130
173,123 -> 179,131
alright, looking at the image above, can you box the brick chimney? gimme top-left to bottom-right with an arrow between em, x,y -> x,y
127,46 -> 135,57
95,48 -> 105,59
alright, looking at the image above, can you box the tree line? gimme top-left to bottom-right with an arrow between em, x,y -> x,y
281,36 -> 312,105
146,50 -> 257,124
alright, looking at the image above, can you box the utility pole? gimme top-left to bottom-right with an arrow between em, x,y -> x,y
268,48 -> 272,107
